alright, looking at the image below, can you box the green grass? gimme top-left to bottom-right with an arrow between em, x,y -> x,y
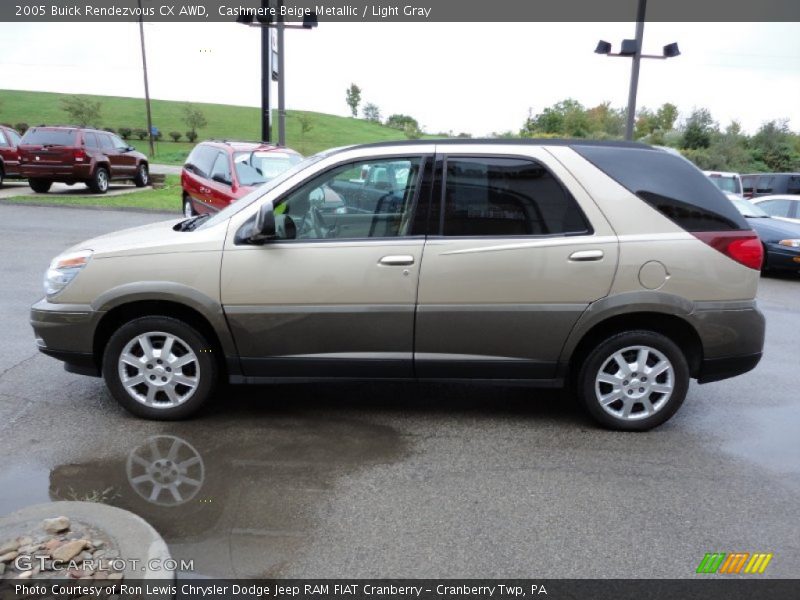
1,175 -> 182,212
0,89 -> 433,165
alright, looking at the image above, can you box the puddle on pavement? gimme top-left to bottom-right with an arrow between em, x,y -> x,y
3,410 -> 407,578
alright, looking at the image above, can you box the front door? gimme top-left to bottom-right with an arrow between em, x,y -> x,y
221,155 -> 430,378
415,148 -> 618,380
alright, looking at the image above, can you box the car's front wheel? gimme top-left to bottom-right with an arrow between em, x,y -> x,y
576,330 -> 689,431
133,163 -> 149,187
182,194 -> 197,217
102,316 -> 218,420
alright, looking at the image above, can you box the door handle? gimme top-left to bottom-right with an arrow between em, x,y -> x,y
568,249 -> 604,262
379,255 -> 415,266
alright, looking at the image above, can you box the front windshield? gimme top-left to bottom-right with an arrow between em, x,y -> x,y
234,151 -> 303,186
195,151 -> 330,231
707,175 -> 742,195
731,197 -> 769,218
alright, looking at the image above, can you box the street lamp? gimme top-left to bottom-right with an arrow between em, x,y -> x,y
237,0 -> 317,145
595,0 -> 679,140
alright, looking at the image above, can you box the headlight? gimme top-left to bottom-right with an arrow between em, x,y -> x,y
44,249 -> 93,296
778,239 -> 800,248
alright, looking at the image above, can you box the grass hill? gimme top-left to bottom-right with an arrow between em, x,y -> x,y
0,89 -> 427,164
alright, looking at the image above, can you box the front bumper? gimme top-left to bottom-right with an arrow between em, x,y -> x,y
30,298 -> 102,377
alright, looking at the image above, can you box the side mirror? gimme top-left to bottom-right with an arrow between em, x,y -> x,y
251,202 -> 276,242
126,145 -> 135,152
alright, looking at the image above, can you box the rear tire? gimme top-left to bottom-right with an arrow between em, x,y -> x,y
183,194 -> 197,217
576,330 -> 689,431
29,178 -> 52,193
102,316 -> 218,420
88,166 -> 109,194
0,165 -> 4,187
133,163 -> 149,187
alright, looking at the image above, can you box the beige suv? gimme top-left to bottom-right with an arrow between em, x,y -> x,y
30,141 -> 765,430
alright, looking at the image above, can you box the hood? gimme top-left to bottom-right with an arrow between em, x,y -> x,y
747,216 -> 800,243
62,216 -> 226,259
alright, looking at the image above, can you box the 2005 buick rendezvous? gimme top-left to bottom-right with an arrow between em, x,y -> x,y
31,140 -> 765,430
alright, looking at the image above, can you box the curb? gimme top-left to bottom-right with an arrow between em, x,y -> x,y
0,501 -> 174,580
0,200 -> 177,215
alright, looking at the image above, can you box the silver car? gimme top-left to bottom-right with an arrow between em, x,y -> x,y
31,140 -> 765,430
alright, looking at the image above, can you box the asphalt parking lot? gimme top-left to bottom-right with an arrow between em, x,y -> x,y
0,203 -> 798,578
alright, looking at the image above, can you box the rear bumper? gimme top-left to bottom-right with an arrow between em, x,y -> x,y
697,352 -> 762,384
30,298 -> 102,377
19,164 -> 90,181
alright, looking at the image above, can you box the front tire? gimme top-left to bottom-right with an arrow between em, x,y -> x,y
576,330 -> 689,431
183,194 -> 197,217
88,166 -> 109,194
133,163 -> 149,187
102,316 -> 218,420
29,178 -> 52,193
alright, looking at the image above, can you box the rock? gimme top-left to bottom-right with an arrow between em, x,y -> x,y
91,540 -> 105,550
104,550 -> 119,559
0,550 -> 19,563
93,549 -> 106,558
17,570 -> 33,579
108,573 -> 123,581
0,540 -> 20,555
16,536 -> 34,547
93,571 -> 108,580
19,544 -> 40,554
52,540 -> 88,562
43,539 -> 63,553
42,517 -> 70,534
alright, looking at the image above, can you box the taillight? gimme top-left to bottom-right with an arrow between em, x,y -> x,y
74,149 -> 86,162
693,231 -> 763,270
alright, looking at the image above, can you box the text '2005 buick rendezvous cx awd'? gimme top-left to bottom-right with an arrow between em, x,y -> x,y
31,140 -> 765,430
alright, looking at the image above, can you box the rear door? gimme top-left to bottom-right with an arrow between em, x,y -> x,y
0,128 -> 20,176
414,146 -> 618,380
205,151 -> 235,211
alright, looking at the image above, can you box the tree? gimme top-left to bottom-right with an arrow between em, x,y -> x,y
297,113 -> 314,153
183,104 -> 208,139
521,99 -> 589,137
681,108 -> 716,150
385,114 -> 418,131
363,102 -> 381,123
750,119 -> 800,172
345,83 -> 362,117
60,96 -> 102,127
118,127 -> 132,140
185,131 -> 198,143
15,122 -> 29,134
403,122 -> 422,140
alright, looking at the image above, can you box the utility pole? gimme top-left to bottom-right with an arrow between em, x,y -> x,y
137,0 -> 155,157
625,0 -> 647,141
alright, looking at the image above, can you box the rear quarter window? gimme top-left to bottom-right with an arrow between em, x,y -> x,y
573,146 -> 748,232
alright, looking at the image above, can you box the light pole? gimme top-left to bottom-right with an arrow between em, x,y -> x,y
136,0 -> 155,157
595,0 -> 680,140
237,1 -> 317,145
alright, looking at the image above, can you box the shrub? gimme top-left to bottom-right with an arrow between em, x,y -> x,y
133,128 -> 148,140
169,131 -> 182,142
185,130 -> 198,143
118,127 -> 132,139
104,127 -> 116,134
15,122 -> 29,134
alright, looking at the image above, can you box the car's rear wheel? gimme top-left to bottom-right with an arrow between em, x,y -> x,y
0,165 -> 4,187
29,178 -> 52,193
88,166 -> 109,194
133,163 -> 149,187
577,330 -> 689,431
102,316 -> 218,420
183,194 -> 197,217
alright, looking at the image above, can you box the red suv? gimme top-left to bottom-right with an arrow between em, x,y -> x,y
0,124 -> 23,186
181,140 -> 302,216
18,126 -> 149,194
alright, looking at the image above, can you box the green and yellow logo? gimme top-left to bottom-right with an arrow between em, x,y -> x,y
696,552 -> 773,574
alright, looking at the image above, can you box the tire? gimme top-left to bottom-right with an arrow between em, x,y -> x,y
102,316 -> 218,420
29,178 -> 52,193
133,163 -> 149,187
576,330 -> 689,431
88,166 -> 110,194
182,194 -> 197,217
0,165 -> 4,187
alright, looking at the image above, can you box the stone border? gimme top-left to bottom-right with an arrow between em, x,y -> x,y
0,502 -> 173,581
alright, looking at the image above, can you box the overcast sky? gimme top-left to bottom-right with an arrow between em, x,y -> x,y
1,22 -> 798,136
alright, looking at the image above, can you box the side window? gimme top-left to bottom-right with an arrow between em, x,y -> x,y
276,156 -> 423,240
98,134 -> 113,150
111,135 -> 127,150
210,152 -> 232,184
8,129 -> 22,146
0,130 -> 7,146
83,133 -> 98,148
441,157 -> 589,237
756,176 -> 774,195
758,199 -> 792,217
742,176 -> 756,196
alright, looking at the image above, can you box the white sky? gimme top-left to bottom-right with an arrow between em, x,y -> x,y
1,22 -> 798,136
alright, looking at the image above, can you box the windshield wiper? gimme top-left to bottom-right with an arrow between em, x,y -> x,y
177,214 -> 211,231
